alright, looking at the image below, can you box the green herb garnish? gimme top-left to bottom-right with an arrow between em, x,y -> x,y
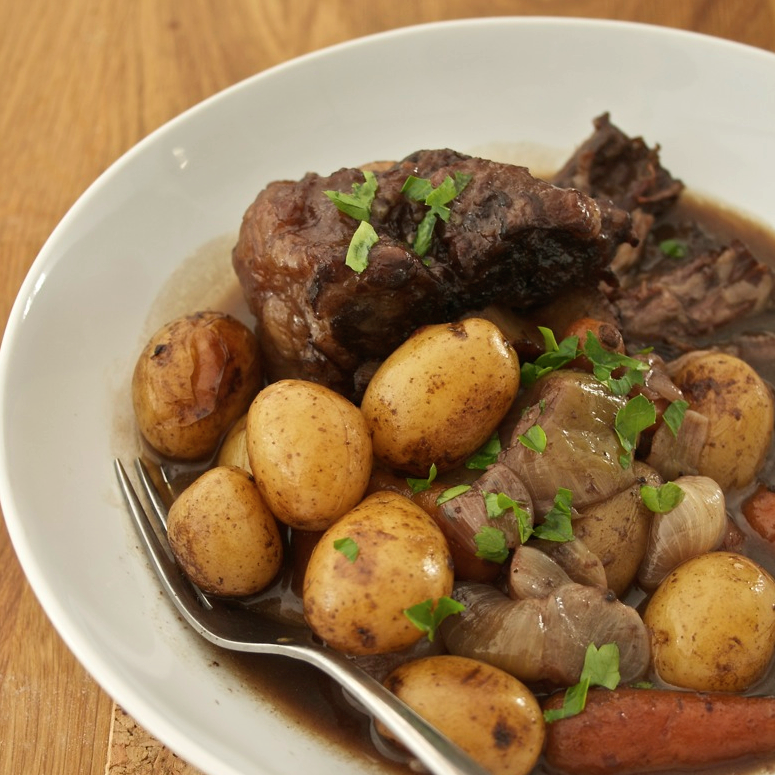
614,394 -> 657,468
324,170 -> 380,272
407,463 -> 438,494
581,332 -> 649,396
543,643 -> 621,723
403,596 -> 465,641
465,432 -> 502,470
659,238 -> 688,259
473,525 -> 510,563
402,172 -> 472,257
520,327 -> 579,387
333,537 -> 359,563
641,481 -> 685,513
663,399 -> 689,437
483,492 -> 533,544
518,424 -> 547,454
436,484 -> 472,505
533,487 -> 575,542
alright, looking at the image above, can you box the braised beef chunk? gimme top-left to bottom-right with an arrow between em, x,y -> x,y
552,112 -> 684,216
233,148 -> 636,398
558,115 -> 775,355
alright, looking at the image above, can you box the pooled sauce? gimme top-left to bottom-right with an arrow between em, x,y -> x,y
127,191 -> 775,775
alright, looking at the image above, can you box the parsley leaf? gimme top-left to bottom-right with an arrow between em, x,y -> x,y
324,171 -> 380,272
465,432 -> 502,470
473,525 -> 509,563
520,327 -> 579,387
436,484 -> 472,505
641,481 -> 685,513
403,596 -> 465,641
324,169 -> 378,221
333,537 -> 359,562
483,491 -> 533,544
581,332 -> 649,396
533,487 -> 575,542
407,464 -> 437,494
345,221 -> 379,272
659,238 -> 688,259
543,643 -> 621,723
518,424 -> 547,453
402,172 -> 472,257
663,399 -> 689,437
614,394 -> 656,468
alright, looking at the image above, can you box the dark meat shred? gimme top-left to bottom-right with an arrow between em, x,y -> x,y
233,148 -> 636,398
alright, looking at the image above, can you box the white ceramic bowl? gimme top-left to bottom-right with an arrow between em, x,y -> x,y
2,17 -> 774,775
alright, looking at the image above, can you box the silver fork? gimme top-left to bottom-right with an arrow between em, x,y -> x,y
113,457 -> 491,775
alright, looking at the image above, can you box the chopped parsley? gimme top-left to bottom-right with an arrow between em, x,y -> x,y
581,331 -> 649,396
543,643 -> 621,723
465,432 -> 502,470
436,484 -> 472,505
663,399 -> 689,437
402,172 -> 472,258
333,536 -> 359,562
641,481 -> 685,513
614,394 -> 657,468
533,487 -> 575,542
483,491 -> 533,544
403,596 -> 465,641
324,170 -> 379,272
518,424 -> 547,454
520,327 -> 579,387
659,238 -> 688,259
407,463 -> 437,494
473,525 -> 510,563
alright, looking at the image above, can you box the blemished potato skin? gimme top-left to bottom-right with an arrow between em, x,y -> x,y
644,551 -> 775,692
246,379 -> 372,531
132,311 -> 262,460
380,655 -> 545,775
302,491 -> 454,655
167,465 -> 283,597
671,351 -> 774,490
360,318 -> 520,476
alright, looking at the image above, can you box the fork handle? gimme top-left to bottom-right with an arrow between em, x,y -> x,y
278,641 -> 493,775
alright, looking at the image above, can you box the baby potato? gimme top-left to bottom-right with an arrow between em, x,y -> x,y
303,491 -> 454,655
670,351 -> 774,490
361,318 -> 520,476
216,414 -> 250,471
644,551 -> 775,692
380,655 -> 545,775
247,379 -> 372,531
167,465 -> 283,597
132,311 -> 262,460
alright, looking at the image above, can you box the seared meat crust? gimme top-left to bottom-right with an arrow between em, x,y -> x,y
233,148 -> 635,398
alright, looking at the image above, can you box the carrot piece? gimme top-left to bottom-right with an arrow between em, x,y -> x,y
543,687 -> 775,774
742,483 -> 775,544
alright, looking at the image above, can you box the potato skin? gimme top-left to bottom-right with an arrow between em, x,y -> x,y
380,655 -> 545,775
246,379 -> 372,531
216,413 -> 250,471
671,352 -> 774,490
302,491 -> 454,655
132,311 -> 262,460
644,551 -> 775,692
167,465 -> 283,596
361,318 -> 520,476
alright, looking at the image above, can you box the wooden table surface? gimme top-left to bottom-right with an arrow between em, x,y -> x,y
2,1 -> 775,773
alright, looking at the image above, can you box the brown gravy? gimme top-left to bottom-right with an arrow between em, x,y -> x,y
138,193 -> 775,775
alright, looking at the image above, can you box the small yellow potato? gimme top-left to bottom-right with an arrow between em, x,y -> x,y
380,655 -> 545,775
246,379 -> 372,531
132,311 -> 262,460
167,466 -> 283,597
670,351 -> 774,490
216,414 -> 250,471
644,551 -> 775,692
303,491 -> 454,655
361,318 -> 520,476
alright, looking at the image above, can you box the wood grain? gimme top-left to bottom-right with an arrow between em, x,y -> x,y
1,2 -> 774,774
